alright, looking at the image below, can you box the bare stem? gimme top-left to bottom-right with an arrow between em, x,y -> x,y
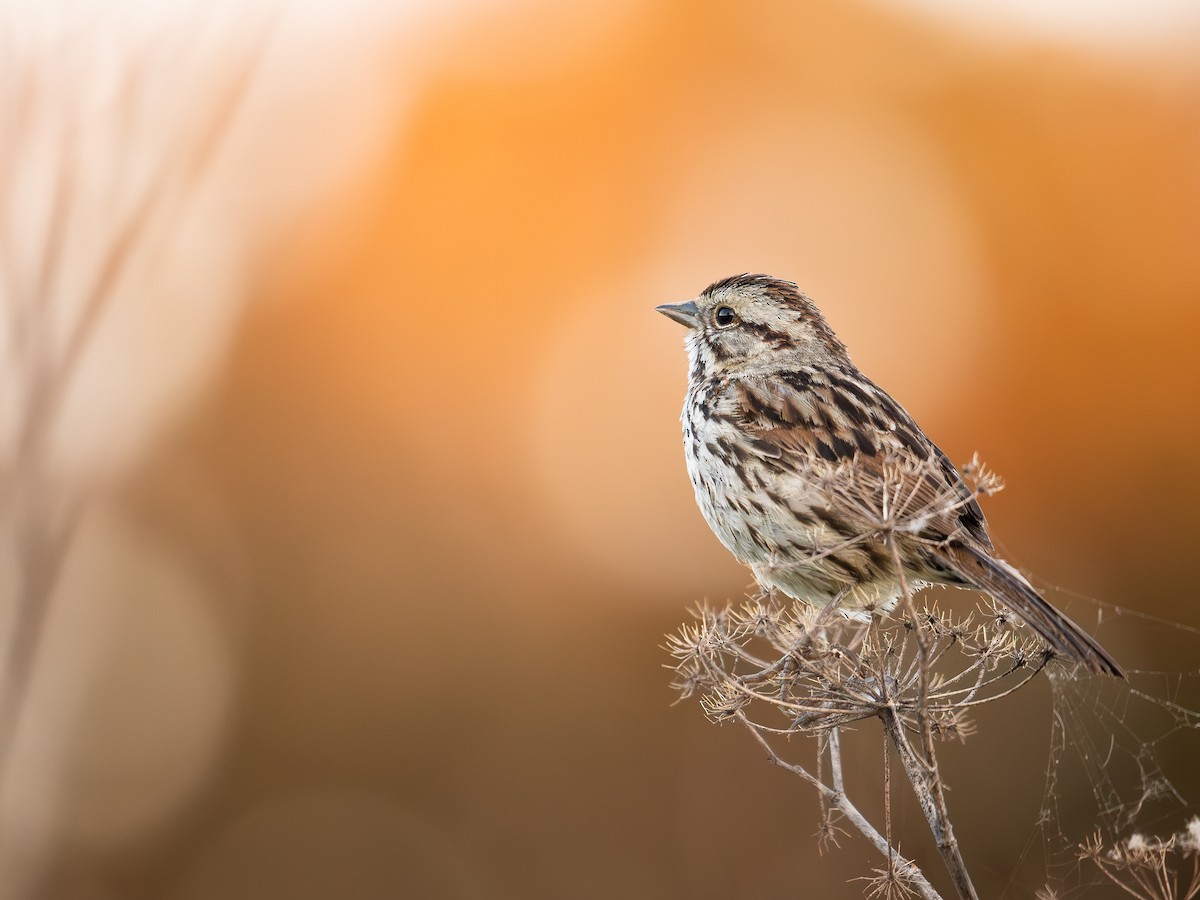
880,707 -> 978,900
740,715 -> 944,900
883,536 -> 979,899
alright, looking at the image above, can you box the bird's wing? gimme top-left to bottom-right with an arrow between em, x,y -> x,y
726,368 -> 992,549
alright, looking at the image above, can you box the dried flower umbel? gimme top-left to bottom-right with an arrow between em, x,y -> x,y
669,594 -> 1045,734
668,590 -> 1050,900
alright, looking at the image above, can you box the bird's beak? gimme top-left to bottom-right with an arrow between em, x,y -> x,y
656,300 -> 700,328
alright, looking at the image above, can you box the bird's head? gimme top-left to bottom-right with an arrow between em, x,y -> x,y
657,274 -> 849,379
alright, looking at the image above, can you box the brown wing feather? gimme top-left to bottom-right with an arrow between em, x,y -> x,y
729,369 -> 990,548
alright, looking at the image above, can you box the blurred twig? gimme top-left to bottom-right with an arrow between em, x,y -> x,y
0,4 -> 274,790
743,717 -> 941,900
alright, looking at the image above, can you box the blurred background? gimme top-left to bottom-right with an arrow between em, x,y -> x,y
2,0 -> 1199,897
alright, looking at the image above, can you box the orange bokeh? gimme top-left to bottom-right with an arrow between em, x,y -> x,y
3,1 -> 1199,897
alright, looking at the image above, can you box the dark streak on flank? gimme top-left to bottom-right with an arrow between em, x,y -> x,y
824,552 -> 864,582
810,505 -> 856,543
827,434 -> 857,459
850,428 -> 877,455
786,502 -> 816,528
814,440 -> 838,462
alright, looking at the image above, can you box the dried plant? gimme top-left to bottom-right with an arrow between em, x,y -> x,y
667,592 -> 1052,899
1078,820 -> 1200,900
665,458 -> 1081,900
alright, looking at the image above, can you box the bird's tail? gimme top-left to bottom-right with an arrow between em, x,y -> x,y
943,541 -> 1124,678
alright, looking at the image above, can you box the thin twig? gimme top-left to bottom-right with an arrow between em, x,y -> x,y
741,715 -> 943,900
880,706 -> 978,900
887,538 -> 979,900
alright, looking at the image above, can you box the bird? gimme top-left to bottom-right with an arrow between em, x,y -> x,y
657,273 -> 1123,677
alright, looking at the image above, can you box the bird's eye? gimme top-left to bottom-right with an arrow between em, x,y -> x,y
714,306 -> 738,328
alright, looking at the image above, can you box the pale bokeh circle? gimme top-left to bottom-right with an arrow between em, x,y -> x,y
0,505 -> 236,863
